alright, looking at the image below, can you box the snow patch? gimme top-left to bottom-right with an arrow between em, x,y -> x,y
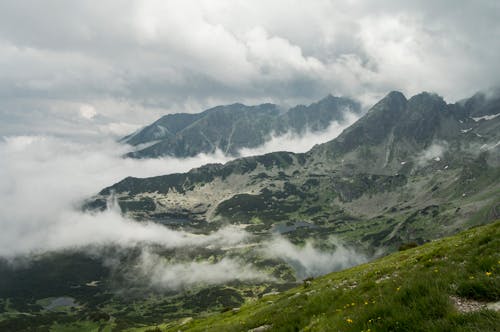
471,113 -> 500,122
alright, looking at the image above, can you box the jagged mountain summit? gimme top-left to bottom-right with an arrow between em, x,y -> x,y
122,95 -> 361,158
89,90 -> 500,251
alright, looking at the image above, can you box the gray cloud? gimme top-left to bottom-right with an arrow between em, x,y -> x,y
0,1 -> 499,137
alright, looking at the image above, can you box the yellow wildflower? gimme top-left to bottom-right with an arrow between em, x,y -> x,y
486,271 -> 492,276
346,318 -> 353,323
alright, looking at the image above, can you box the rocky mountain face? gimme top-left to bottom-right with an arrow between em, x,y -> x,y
89,91 -> 500,251
122,95 -> 361,158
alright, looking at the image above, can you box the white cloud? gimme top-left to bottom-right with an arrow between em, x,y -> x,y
239,111 -> 359,156
0,135 -> 234,257
415,142 -> 448,166
79,104 -> 97,119
136,251 -> 269,290
262,236 -> 367,279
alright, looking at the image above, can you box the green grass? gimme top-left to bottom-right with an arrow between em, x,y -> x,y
139,221 -> 500,332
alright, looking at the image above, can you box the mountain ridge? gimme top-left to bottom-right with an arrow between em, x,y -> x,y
88,89 -> 500,252
123,95 -> 361,158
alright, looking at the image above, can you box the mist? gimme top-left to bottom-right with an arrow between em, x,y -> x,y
415,141 -> 448,166
239,111 -> 359,156
0,136 -> 233,257
263,237 -> 367,279
135,250 -> 270,290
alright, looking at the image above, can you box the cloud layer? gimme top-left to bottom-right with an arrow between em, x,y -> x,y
1,1 -> 499,137
0,135 -> 233,256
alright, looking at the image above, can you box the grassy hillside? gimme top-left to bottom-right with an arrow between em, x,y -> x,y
136,221 -> 500,332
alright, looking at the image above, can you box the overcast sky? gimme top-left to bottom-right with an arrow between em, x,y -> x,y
1,0 -> 499,138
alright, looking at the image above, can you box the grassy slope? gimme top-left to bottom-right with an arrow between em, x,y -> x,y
137,221 -> 500,332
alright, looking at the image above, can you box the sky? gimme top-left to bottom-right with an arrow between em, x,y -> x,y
1,0 -> 499,138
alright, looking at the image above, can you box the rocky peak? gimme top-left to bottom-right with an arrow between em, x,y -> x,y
368,91 -> 407,114
407,92 -> 446,113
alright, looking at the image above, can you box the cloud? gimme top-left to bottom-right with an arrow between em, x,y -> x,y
262,237 -> 367,279
0,135 -> 235,257
415,141 -> 448,166
239,111 -> 359,156
1,1 -> 499,137
79,104 -> 97,120
135,251 -> 269,290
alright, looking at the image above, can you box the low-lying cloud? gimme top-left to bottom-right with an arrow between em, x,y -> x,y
239,111 -> 359,156
263,237 -> 367,279
415,141 -> 448,166
136,251 -> 269,290
0,135 -> 233,257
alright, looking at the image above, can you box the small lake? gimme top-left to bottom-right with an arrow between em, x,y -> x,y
45,297 -> 77,311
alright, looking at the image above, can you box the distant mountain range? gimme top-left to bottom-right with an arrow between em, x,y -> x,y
89,90 -> 500,251
122,95 -> 361,158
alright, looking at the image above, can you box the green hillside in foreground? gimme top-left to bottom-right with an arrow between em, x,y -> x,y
132,221 -> 500,332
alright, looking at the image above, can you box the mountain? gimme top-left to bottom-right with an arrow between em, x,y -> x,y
122,95 -> 361,158
88,90 -> 500,251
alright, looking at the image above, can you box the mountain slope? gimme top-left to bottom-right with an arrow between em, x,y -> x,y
146,220 -> 500,332
123,96 -> 361,158
88,90 -> 500,251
